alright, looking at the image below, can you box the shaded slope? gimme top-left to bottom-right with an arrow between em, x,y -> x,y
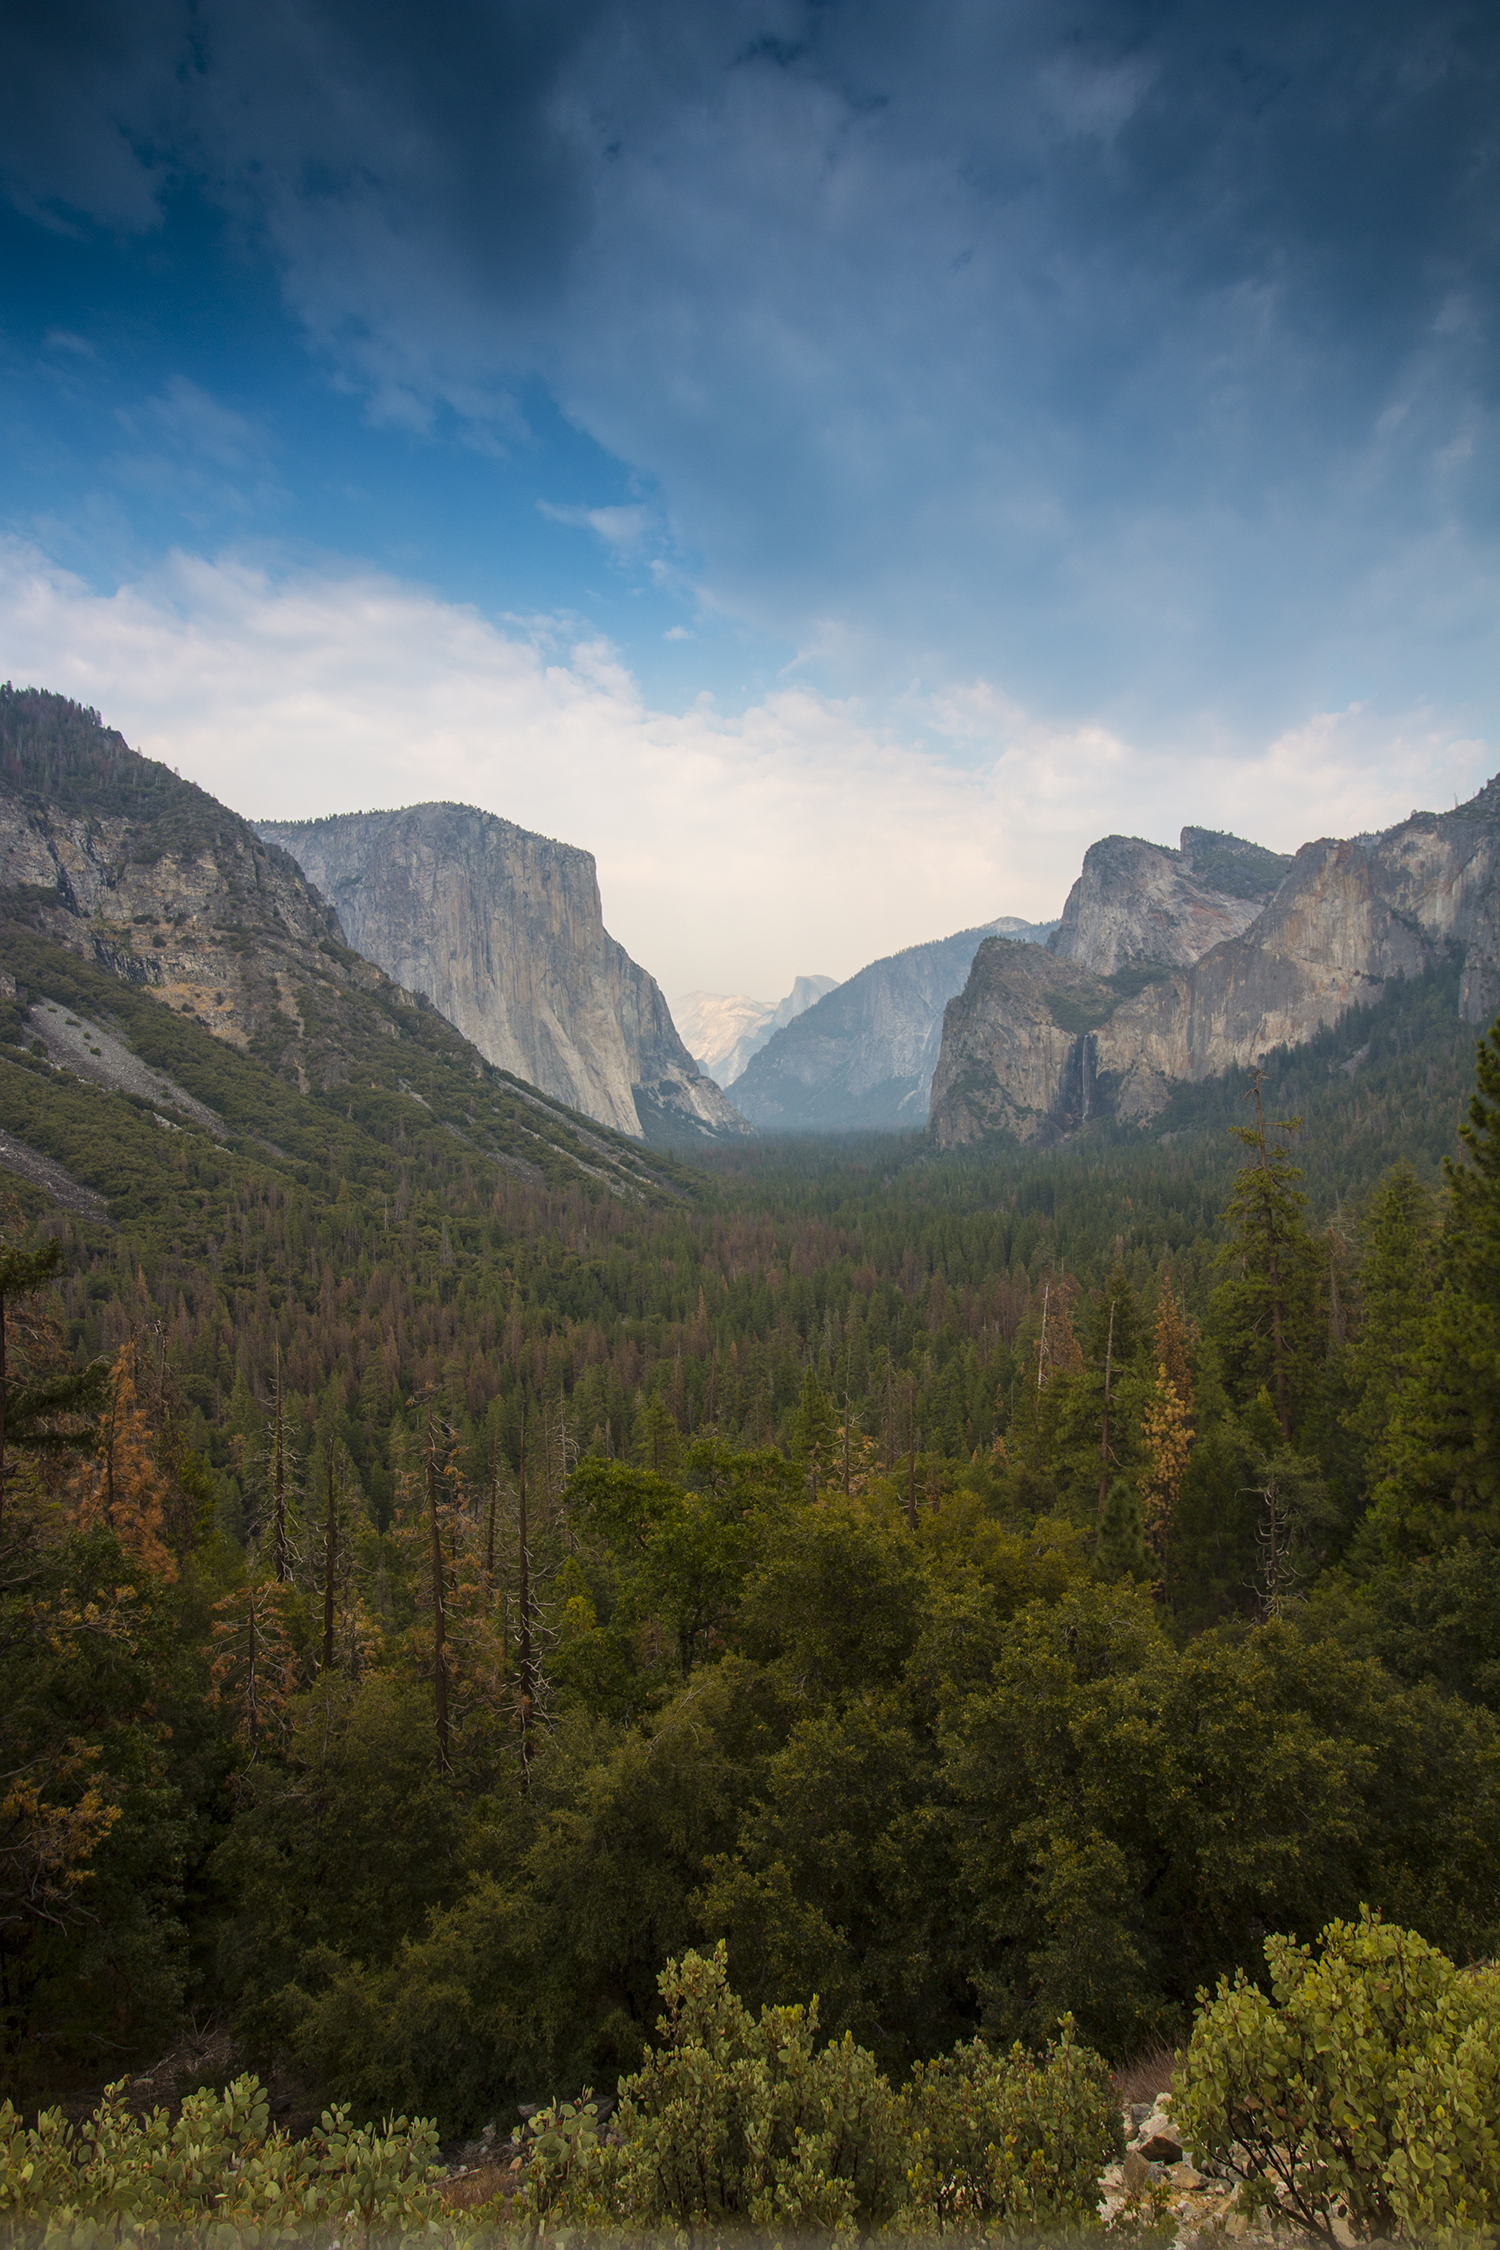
732,919 -> 1052,1132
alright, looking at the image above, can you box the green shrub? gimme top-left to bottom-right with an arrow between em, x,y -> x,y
0,2071 -> 445,2246
1174,1910 -> 1500,2244
903,2016 -> 1124,2238
507,2093 -> 615,2224
517,1945 -> 1128,2245
524,1941 -> 906,2236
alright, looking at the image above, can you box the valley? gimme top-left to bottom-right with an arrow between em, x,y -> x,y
2,686 -> 1498,2210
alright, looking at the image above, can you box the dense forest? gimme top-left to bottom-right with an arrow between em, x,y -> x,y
2,907 -> 1499,2141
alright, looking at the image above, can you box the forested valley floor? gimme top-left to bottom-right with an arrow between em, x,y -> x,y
4,942 -> 1500,2144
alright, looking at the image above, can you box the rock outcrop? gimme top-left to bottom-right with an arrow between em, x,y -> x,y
1047,828 -> 1291,974
731,916 -> 1054,1133
676,975 -> 840,1088
0,686 -> 364,1067
925,943 -> 1118,1144
256,805 -> 752,1146
930,783 -> 1500,1146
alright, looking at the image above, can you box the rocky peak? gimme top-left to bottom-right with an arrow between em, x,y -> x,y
256,804 -> 751,1146
930,778 -> 1500,1148
0,687 -> 365,1074
678,974 -> 840,1088
1046,828 -> 1291,977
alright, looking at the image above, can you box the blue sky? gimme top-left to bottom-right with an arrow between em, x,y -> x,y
1,0 -> 1496,997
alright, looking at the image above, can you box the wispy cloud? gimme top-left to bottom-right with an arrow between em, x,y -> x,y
0,539 -> 1488,998
537,500 -> 657,554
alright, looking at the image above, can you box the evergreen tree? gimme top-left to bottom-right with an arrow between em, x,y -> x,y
790,1366 -> 840,1501
1342,1161 -> 1436,1478
1096,1475 -> 1150,1582
72,1346 -> 176,1582
0,1235 -> 104,1534
1210,1082 -> 1324,1439
209,1578 -> 299,1762
1369,1017 -> 1500,1551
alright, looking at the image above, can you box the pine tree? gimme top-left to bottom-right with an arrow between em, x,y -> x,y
790,1366 -> 840,1502
1368,1018 -> 1500,1551
635,1389 -> 682,1477
72,1346 -> 176,1582
209,1578 -> 298,1761
1137,1281 -> 1196,1582
1211,1079 -> 1323,1439
0,1235 -> 104,1535
1097,1475 -> 1150,1582
1342,1161 -> 1436,1472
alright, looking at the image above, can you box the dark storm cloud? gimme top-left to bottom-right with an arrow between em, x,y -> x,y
3,0 -> 1497,730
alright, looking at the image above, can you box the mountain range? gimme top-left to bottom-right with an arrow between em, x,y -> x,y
728,917 -> 1055,1132
930,792 -> 1500,1145
5,682 -> 1499,1191
674,976 -> 840,1087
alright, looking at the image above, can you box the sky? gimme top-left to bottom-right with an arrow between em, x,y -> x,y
0,0 -> 1496,1001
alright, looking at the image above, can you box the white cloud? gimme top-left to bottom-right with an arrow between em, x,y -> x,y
0,537 -> 1491,998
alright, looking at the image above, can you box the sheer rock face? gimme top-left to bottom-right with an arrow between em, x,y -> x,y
257,804 -> 751,1144
930,785 -> 1500,1147
1046,828 -> 1292,974
730,920 -> 1053,1133
926,944 -> 1116,1145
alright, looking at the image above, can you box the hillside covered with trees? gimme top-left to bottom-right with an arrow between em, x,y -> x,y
3,878 -> 1499,2131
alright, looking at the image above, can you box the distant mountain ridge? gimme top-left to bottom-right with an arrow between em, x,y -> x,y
676,975 -> 839,1087
731,915 -> 1056,1132
930,789 -> 1500,1146
256,805 -> 751,1147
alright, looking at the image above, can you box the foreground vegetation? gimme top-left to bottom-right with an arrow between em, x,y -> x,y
2,939 -> 1499,2192
7,1918 -> 1500,2247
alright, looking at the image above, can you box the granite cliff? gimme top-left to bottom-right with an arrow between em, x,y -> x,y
731,916 -> 1054,1132
255,805 -> 751,1146
1047,828 -> 1292,974
930,784 -> 1500,1147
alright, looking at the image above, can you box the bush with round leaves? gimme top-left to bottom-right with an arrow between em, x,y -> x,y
1174,1910 -> 1500,2245
601,1941 -> 905,2235
0,2071 -> 445,2246
903,2015 -> 1125,2238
